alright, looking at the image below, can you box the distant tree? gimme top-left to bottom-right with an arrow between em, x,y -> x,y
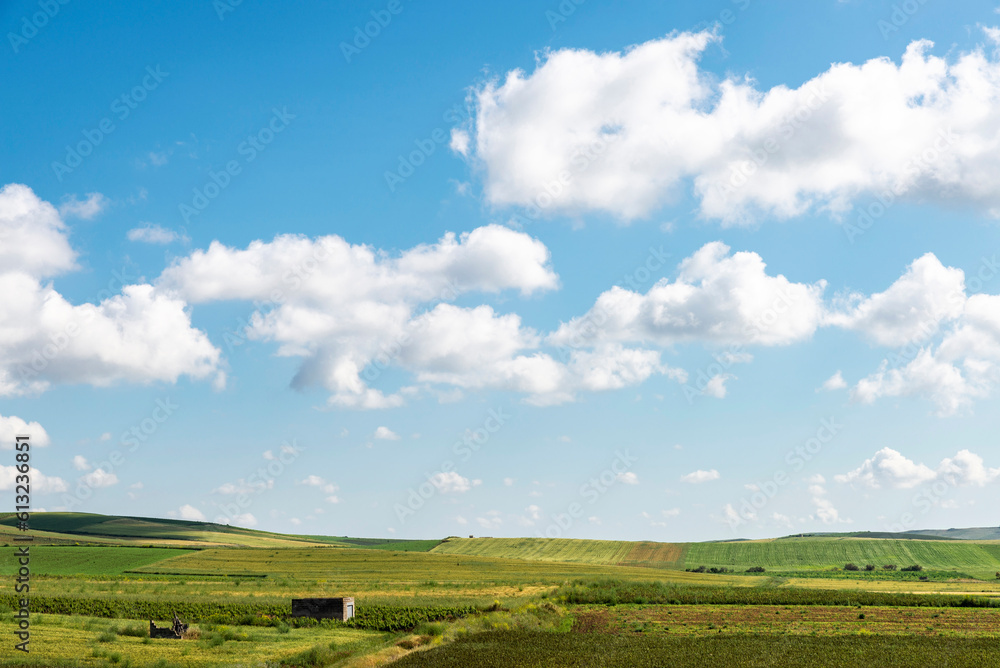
746,566 -> 766,573
901,564 -> 923,572
844,563 -> 860,571
864,564 -> 876,571
883,564 -> 897,571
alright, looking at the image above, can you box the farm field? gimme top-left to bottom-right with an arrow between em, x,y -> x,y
571,603 -> 1000,636
3,514 -> 1000,666
431,537 -> 688,569
391,632 -> 1000,667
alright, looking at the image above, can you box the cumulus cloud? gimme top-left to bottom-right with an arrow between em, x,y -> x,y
0,414 -> 51,448
828,253 -> 965,347
681,469 -> 720,483
616,471 -> 639,485
0,184 -> 222,397
80,468 -> 118,488
840,447 -> 1000,491
0,465 -> 67,493
820,371 -> 847,392
178,504 -> 206,521
460,31 -> 1000,223
429,471 -> 481,494
836,447 -> 940,489
72,455 -> 90,471
549,242 -> 826,349
374,426 -> 400,440
158,224 -> 561,408
127,223 -> 186,245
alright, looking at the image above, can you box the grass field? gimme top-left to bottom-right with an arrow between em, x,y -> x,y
0,546 -> 190,576
684,537 -> 1000,578
431,537 -> 689,569
3,513 -> 1000,666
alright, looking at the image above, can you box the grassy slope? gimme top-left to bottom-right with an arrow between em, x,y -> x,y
127,545 -> 707,584
684,537 -> 1000,577
0,546 -> 190,576
431,537 -> 688,569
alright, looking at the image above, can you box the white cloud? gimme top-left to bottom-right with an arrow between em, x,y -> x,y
456,515 -> 468,525
72,455 -> 90,471
429,471 -> 480,494
290,517 -> 302,526
0,465 -> 67,493
681,469 -> 720,484
820,371 -> 847,391
616,471 -> 639,485
462,32 -> 1000,223
178,504 -> 206,521
550,242 -> 826,349
129,482 -> 144,490
158,224 -> 559,408
0,414 -> 51,448
835,447 -> 937,489
58,192 -> 108,220
0,185 -> 222,397
503,477 -> 515,486
476,513 -> 502,529
374,426 -> 400,441
99,432 -> 111,441
0,184 -> 77,278
937,449 -> 1000,486
828,254 -> 965,347
80,468 -> 118,488
702,374 -> 734,398
449,129 -> 470,156
127,223 -> 186,245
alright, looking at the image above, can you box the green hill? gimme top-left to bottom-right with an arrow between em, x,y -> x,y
0,512 -> 440,551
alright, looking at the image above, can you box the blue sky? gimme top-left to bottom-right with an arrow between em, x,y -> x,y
2,0 -> 1000,541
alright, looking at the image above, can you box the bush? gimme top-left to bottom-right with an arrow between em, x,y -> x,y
901,564 -> 923,572
883,565 -> 897,571
745,566 -> 766,573
864,565 -> 876,572
844,563 -> 860,571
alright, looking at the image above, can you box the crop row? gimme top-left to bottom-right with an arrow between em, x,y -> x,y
555,579 -> 1000,608
0,594 -> 480,631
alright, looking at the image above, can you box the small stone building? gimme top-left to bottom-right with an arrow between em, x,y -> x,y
291,597 -> 355,621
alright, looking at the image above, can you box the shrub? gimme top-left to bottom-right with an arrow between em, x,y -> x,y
901,564 -> 923,572
746,566 -> 766,573
864,565 -> 876,572
844,563 -> 860,571
883,565 -> 897,571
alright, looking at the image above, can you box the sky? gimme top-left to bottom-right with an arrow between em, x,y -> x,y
2,0 -> 1000,542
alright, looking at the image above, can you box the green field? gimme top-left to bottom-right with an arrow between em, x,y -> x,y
431,537 -> 688,569
684,537 -> 1000,578
3,514 -> 1000,666
0,546 -> 191,576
